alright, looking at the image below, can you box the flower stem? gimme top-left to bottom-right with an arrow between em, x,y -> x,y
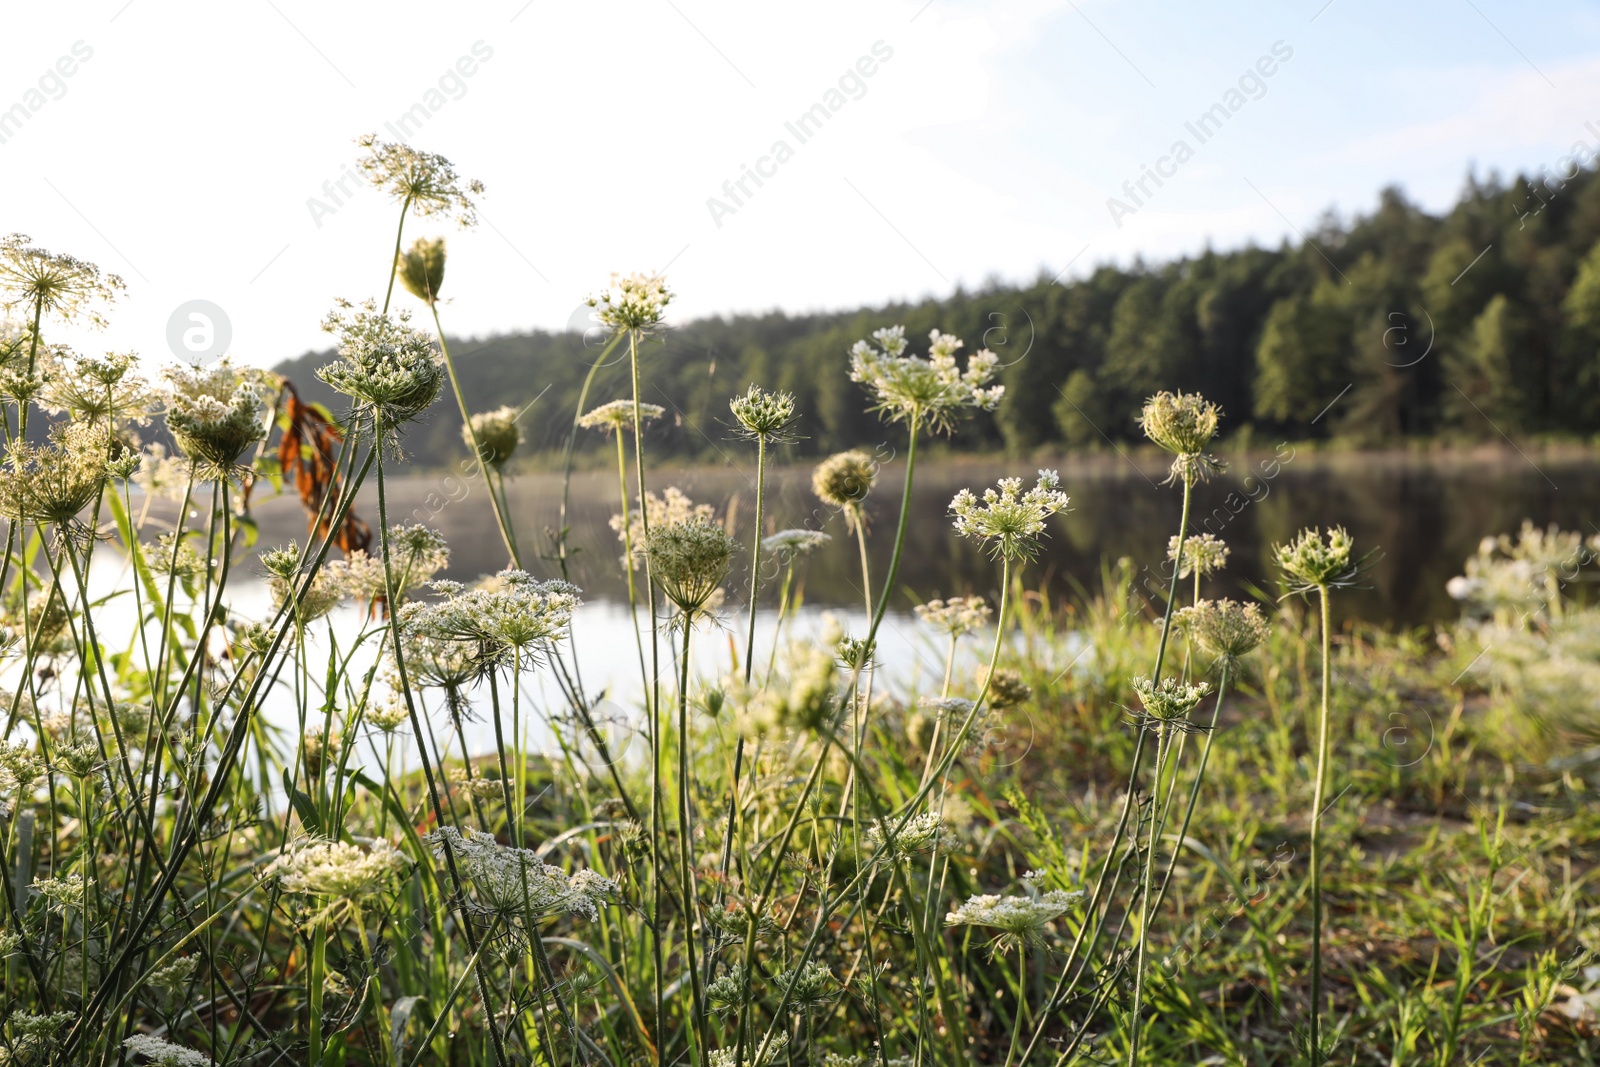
1309,582 -> 1332,1066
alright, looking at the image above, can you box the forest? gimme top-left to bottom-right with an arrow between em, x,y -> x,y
276,165 -> 1600,467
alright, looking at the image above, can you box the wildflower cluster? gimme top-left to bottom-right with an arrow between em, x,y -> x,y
610,487 -> 714,568
946,888 -> 1083,953
729,384 -> 799,440
848,326 -> 1003,431
586,272 -> 672,335
412,571 -> 580,665
269,838 -> 409,904
915,595 -> 991,637
729,638 -> 837,735
1273,525 -> 1357,594
646,518 -> 738,616
1130,676 -> 1213,732
464,405 -> 523,468
950,471 -> 1071,562
812,450 -> 877,530
1176,598 -> 1270,673
0,421 -> 111,525
165,378 -> 265,473
578,398 -> 665,434
865,811 -> 954,857
0,233 -> 124,328
1169,532 -> 1230,579
761,528 -> 831,561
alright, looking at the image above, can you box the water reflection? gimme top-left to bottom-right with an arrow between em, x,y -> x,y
241,449 -> 1600,628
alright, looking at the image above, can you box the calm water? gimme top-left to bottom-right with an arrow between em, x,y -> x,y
244,447 -> 1600,630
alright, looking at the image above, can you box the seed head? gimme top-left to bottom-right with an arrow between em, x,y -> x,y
979,666 -> 1032,709
849,326 -> 1003,432
318,299 -> 444,437
165,380 -> 265,474
1140,391 -> 1224,485
865,811 -> 953,857
1176,598 -> 1270,674
777,961 -> 838,1013
950,470 -> 1071,562
646,518 -> 737,616
396,236 -> 447,306
812,449 -> 877,529
464,405 -> 522,468
1130,675 -> 1212,732
0,421 -> 112,525
611,487 -> 714,570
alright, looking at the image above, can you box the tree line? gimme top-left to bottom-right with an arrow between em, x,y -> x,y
275,165 -> 1600,467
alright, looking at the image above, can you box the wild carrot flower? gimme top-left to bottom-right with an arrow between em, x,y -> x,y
611,487 -> 714,569
396,603 -> 484,688
32,872 -> 86,913
646,518 -> 738,616
729,384 -> 798,441
264,547 -> 347,623
978,666 -> 1032,708
269,838 -> 408,904
706,964 -> 754,1014
122,1033 -> 214,1066
586,272 -> 672,335
812,449 -> 877,530
950,471 -> 1071,562
423,570 -> 579,662
318,299 -> 443,435
1140,391 -> 1224,485
946,888 -> 1082,953
397,236 -> 447,304
0,234 -> 124,328
1169,532 -> 1230,579
8,1012 -> 77,1063
0,421 -> 111,525
915,596 -> 991,637
424,826 -> 619,921
710,1034 -> 790,1067
1175,599 -> 1270,673
165,382 -> 265,474
578,398 -> 665,434
865,811 -> 952,856
343,524 -> 450,602
761,528 -> 831,561
0,740 -> 44,795
1273,526 -> 1358,594
777,961 -> 838,1012
356,135 -> 484,226
849,326 -> 1003,431
464,405 -> 522,468
41,350 -> 154,427
1129,676 -> 1212,732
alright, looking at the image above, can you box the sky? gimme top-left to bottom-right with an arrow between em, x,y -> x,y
6,0 -> 1600,368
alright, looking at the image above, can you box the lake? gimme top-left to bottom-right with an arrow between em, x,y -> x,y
244,445 -> 1600,631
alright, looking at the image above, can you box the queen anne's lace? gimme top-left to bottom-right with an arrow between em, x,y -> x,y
849,326 -> 1002,431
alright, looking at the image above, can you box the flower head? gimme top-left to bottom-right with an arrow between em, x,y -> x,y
950,470 -> 1071,562
425,826 -> 618,921
0,421 -> 111,525
586,272 -> 672,335
1175,598 -> 1270,674
647,518 -> 737,616
356,135 -> 483,226
1130,676 -> 1212,732
946,888 -> 1082,953
1169,533 -> 1230,579
270,838 -> 409,904
1140,391 -> 1224,485
812,449 -> 877,530
318,299 -> 443,436
342,524 -> 451,604
165,379 -> 265,474
777,961 -> 838,1013
611,487 -> 713,570
1273,526 -> 1357,594
761,528 -> 831,561
397,236 -> 447,305
915,596 -> 991,638
0,234 -> 124,328
729,384 -> 798,441
865,811 -> 953,857
579,398 -> 665,435
123,1034 -> 213,1066
464,405 -> 522,469
849,326 -> 1003,432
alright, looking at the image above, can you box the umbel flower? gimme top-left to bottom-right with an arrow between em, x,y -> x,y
1129,676 -> 1213,733
849,326 -> 1003,432
0,233 -> 124,329
318,299 -> 444,435
269,838 -> 409,907
419,570 -> 580,665
812,449 -> 877,530
1176,598 -> 1270,674
586,272 -> 672,335
41,349 -> 155,427
425,826 -> 619,922
709,1034 -> 790,1067
761,528 -> 831,561
646,517 -> 738,616
915,596 -> 991,637
1169,532 -> 1230,579
0,421 -> 111,525
123,1033 -> 213,1066
397,236 -> 447,305
464,405 -> 522,468
729,383 -> 799,441
579,398 -> 665,434
611,487 -> 714,569
342,523 -> 450,603
950,470 -> 1072,562
1140,391 -> 1224,485
1273,526 -> 1359,595
262,543 -> 349,623
865,811 -> 953,857
165,381 -> 266,473
946,888 -> 1083,954
706,964 -> 755,1015
356,135 -> 484,227
777,961 -> 839,1013
396,602 -> 483,690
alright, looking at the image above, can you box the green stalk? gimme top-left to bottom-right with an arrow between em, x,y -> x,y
677,614 -> 709,1061
865,415 -> 919,648
1308,582 -> 1332,1067
382,196 -> 412,314
1004,947 -> 1028,1067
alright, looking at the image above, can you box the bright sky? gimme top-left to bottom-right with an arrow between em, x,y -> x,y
6,0 -> 1600,368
